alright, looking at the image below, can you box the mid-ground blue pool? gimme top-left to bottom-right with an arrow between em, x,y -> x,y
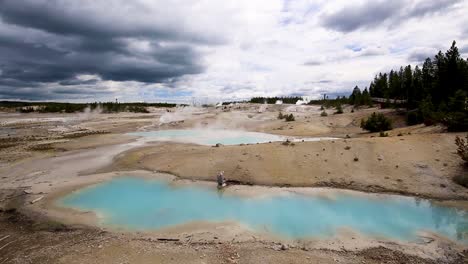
127,129 -> 335,145
60,177 -> 468,242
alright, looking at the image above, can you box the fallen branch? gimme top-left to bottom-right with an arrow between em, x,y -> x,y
30,196 -> 44,204
0,240 -> 15,251
0,235 -> 10,243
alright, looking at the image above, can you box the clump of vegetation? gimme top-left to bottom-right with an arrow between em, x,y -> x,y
360,112 -> 393,132
334,104 -> 343,114
285,114 -> 295,122
455,134 -> 468,164
278,112 -> 284,119
320,111 -> 328,117
320,105 -> 325,111
379,131 -> 389,137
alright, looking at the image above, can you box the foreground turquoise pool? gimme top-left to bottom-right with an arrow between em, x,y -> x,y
60,177 -> 468,242
127,129 -> 335,145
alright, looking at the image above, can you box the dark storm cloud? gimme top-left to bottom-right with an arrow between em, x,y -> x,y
0,0 -> 213,100
408,50 -> 434,62
321,0 -> 461,32
321,1 -> 404,32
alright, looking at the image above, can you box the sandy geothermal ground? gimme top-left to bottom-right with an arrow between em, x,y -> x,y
0,103 -> 467,263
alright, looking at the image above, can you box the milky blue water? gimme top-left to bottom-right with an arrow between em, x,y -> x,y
127,129 -> 335,145
60,177 -> 468,242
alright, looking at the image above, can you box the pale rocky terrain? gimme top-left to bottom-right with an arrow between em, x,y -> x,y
0,104 -> 467,263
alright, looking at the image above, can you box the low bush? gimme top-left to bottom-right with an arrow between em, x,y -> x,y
406,111 -> 422,126
285,114 -> 295,122
320,111 -> 328,117
278,112 -> 284,119
360,112 -> 392,132
334,104 -> 343,114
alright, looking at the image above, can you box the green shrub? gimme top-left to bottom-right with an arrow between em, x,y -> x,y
285,114 -> 295,122
444,112 -> 468,132
379,131 -> 388,137
278,112 -> 284,119
406,111 -> 422,125
360,112 -> 392,132
320,111 -> 328,117
334,104 -> 343,114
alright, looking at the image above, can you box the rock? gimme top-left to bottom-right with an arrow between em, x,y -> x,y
280,244 -> 288,250
214,143 -> 223,147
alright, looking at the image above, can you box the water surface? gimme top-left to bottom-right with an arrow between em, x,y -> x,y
127,129 -> 335,145
60,177 -> 468,242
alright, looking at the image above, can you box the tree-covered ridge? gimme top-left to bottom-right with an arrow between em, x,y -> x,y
250,97 -> 303,104
365,41 -> 468,131
0,101 -> 178,113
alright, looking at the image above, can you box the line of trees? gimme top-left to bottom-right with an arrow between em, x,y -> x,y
365,41 -> 467,131
0,101 -> 178,113
250,96 -> 302,104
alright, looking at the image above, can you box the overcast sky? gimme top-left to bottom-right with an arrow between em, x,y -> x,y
0,0 -> 467,102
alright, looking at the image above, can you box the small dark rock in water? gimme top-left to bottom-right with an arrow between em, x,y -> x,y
346,134 -> 351,138
440,184 -> 446,188
353,157 -> 359,162
344,146 -> 351,150
443,163 -> 448,166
